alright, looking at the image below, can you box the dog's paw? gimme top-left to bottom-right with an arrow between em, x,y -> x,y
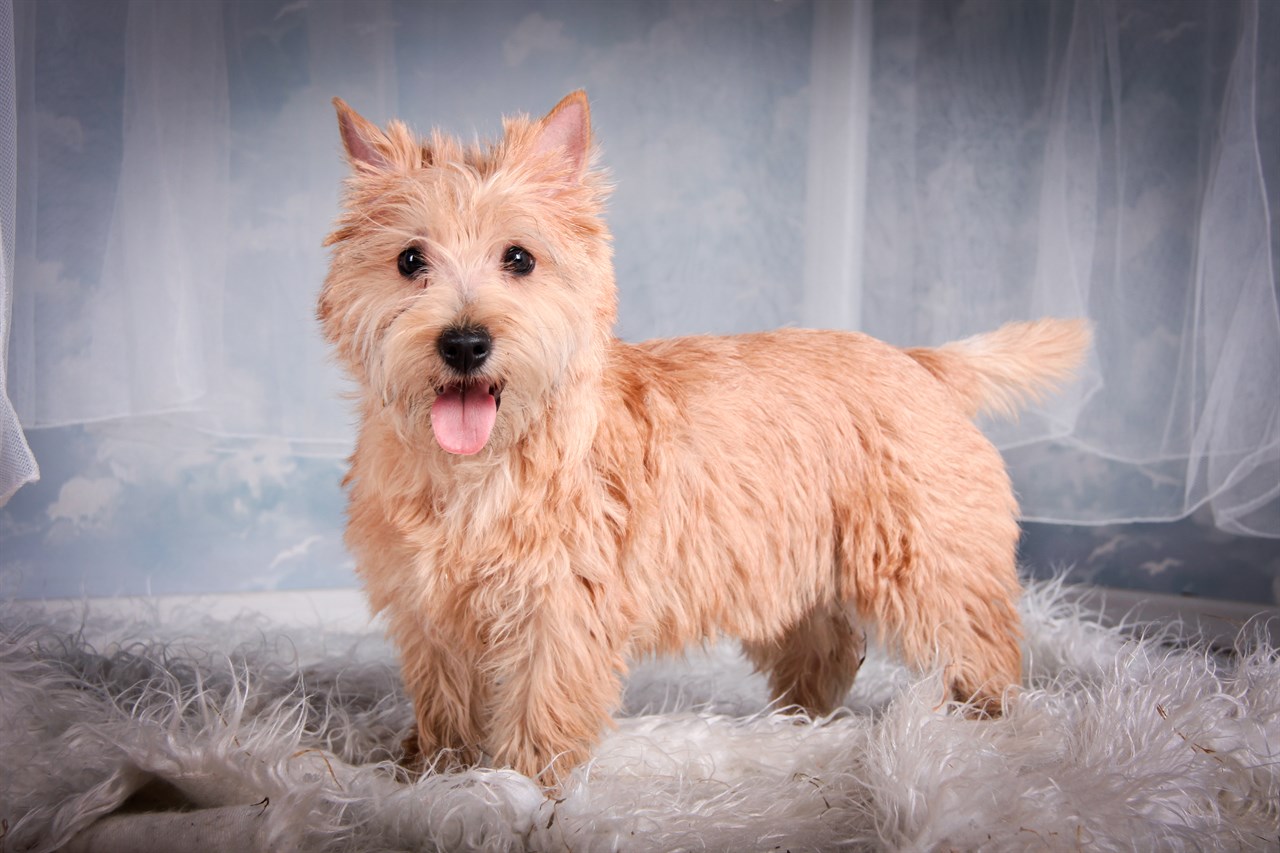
399,726 -> 482,776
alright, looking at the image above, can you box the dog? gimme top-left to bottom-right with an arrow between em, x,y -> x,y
318,91 -> 1091,788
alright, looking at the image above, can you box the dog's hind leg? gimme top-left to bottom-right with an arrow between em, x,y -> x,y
742,601 -> 866,717
857,551 -> 1023,716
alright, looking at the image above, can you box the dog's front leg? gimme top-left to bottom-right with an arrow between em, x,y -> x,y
391,616 -> 486,772
483,577 -> 624,789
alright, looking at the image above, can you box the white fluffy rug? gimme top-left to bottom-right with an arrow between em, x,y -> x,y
2,580 -> 1278,852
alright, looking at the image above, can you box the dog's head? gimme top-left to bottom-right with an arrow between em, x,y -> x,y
320,92 -> 615,456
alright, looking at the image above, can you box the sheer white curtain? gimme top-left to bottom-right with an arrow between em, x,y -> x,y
2,0 -> 1277,535
0,0 -> 36,505
809,0 -> 1279,536
7,0 -> 356,449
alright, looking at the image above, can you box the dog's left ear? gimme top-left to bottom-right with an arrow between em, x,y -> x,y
531,90 -> 591,180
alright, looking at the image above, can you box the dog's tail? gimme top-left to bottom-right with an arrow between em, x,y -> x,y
905,318 -> 1092,420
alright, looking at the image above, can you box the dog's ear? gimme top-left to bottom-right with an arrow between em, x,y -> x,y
333,98 -> 420,173
531,90 -> 591,179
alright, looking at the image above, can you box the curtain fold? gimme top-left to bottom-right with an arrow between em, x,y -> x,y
0,0 -> 38,505
4,0 -> 1278,534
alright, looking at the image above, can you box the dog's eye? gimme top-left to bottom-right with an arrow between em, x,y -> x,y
502,245 -> 535,277
397,247 -> 428,279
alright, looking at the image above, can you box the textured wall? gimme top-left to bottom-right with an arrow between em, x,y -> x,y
3,0 -> 1276,604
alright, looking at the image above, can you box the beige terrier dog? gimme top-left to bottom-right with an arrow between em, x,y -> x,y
319,91 -> 1090,787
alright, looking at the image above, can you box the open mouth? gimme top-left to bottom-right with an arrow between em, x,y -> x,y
429,380 -> 502,455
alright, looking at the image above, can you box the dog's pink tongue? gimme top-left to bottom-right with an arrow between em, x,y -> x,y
430,385 -> 497,455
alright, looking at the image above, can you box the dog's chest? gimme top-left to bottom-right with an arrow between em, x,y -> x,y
398,464 -> 608,580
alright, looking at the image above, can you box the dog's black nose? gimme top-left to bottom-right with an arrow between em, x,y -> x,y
437,326 -> 492,375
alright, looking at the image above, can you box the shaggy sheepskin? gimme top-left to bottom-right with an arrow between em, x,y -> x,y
2,579 -> 1278,852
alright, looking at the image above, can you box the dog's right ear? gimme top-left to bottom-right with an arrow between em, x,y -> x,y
531,90 -> 592,181
333,98 -> 418,173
